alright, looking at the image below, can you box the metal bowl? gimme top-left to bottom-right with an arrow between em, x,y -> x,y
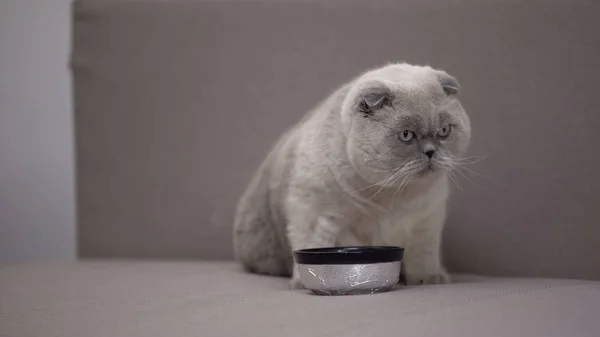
293,246 -> 404,295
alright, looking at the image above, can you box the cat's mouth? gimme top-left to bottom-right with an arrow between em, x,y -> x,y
416,161 -> 438,177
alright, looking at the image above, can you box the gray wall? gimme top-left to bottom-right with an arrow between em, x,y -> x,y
0,0 -> 76,262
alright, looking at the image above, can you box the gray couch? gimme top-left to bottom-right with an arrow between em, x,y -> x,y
2,0 -> 600,336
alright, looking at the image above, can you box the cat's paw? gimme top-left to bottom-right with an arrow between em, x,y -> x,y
406,271 -> 451,286
289,277 -> 305,290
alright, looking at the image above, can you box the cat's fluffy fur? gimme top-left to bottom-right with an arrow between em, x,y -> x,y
233,63 -> 471,288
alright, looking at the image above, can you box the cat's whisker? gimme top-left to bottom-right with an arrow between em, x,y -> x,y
437,157 -> 484,190
369,168 -> 403,198
448,155 -> 488,165
446,168 -> 463,191
451,161 -> 491,182
439,155 -> 491,188
354,163 -> 409,193
354,172 -> 396,192
392,172 -> 414,206
369,162 -> 418,200
451,164 -> 483,189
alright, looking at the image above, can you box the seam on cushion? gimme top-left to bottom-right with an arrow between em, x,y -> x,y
323,282 -> 599,337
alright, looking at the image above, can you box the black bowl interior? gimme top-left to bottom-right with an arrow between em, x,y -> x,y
293,246 -> 404,265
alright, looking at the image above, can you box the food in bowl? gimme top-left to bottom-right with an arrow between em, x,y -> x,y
293,246 -> 404,295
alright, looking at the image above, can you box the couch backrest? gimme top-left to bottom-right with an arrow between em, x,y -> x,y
74,0 -> 600,280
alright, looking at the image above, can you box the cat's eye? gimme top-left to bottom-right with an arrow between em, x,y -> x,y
437,125 -> 452,139
358,100 -> 371,115
398,130 -> 415,143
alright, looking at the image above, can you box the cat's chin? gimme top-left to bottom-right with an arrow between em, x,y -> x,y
414,165 -> 445,180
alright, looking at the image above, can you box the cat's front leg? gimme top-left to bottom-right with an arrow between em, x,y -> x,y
403,207 -> 450,285
287,215 -> 341,290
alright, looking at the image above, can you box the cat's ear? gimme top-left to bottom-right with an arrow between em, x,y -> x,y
357,84 -> 394,114
438,72 -> 460,95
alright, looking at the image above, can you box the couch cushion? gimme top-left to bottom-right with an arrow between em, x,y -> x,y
73,0 -> 600,281
1,261 -> 599,337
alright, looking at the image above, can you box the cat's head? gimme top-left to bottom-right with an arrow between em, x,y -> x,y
340,63 -> 471,187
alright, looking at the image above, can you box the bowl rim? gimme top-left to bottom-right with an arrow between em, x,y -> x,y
293,246 -> 404,265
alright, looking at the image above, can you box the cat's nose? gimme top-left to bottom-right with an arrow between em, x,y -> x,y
422,143 -> 436,159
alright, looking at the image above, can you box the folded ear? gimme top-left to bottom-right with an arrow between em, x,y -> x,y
438,72 -> 460,95
357,84 -> 394,114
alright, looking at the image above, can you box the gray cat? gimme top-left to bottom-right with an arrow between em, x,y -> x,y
233,63 -> 471,289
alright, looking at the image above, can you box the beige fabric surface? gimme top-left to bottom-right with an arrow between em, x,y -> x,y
1,261 -> 599,337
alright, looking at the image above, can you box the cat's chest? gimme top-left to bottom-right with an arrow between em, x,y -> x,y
335,175 -> 448,247
336,205 -> 427,247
